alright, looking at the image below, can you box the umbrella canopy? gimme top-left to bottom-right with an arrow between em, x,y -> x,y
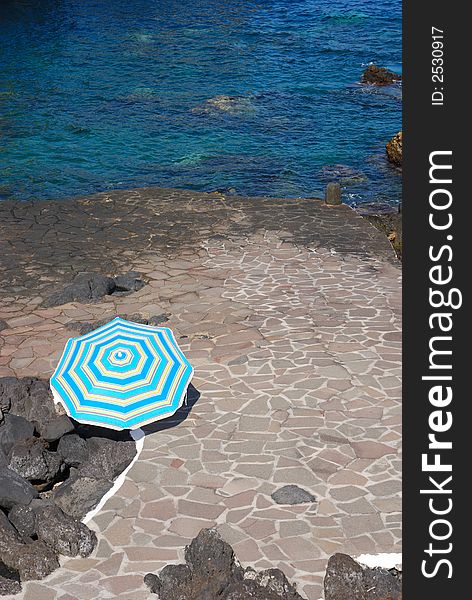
50,317 -> 194,430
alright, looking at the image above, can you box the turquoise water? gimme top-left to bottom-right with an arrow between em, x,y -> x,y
0,0 -> 401,206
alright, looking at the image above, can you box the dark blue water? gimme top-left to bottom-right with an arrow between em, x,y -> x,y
0,0 -> 401,207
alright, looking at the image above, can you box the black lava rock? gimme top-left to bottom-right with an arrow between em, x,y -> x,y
0,561 -> 21,596
40,414 -> 75,442
35,504 -> 97,557
0,413 -> 34,456
361,65 -> 402,86
144,528 -> 304,600
57,433 -> 89,467
42,273 -> 116,307
113,271 -> 145,293
271,485 -> 316,506
8,438 -> 63,483
0,469 -> 38,510
53,475 -> 113,519
0,510 -> 59,581
79,437 -> 136,480
324,553 -> 402,600
8,504 -> 36,539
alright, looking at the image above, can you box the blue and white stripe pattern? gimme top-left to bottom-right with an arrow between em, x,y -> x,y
50,317 -> 194,430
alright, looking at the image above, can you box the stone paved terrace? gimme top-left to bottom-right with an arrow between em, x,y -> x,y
0,188 -> 402,600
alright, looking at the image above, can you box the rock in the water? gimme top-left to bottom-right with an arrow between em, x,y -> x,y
42,273 -> 116,307
35,504 -> 97,557
8,505 -> 36,539
0,469 -> 38,510
361,65 -> 401,86
113,271 -> 145,293
57,433 -> 89,467
0,413 -> 34,456
192,95 -> 255,115
0,511 -> 59,581
144,528 -> 304,600
386,131 -> 402,167
271,485 -> 316,505
79,437 -> 136,480
324,553 -> 402,600
53,475 -> 112,519
319,164 -> 367,186
8,438 -> 63,483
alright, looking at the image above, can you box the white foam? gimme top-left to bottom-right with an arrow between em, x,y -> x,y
82,427 -> 145,525
355,553 -> 402,570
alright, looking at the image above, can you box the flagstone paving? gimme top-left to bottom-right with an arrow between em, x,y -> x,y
0,188 -> 401,600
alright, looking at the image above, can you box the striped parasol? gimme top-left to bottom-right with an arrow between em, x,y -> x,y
50,317 -> 194,430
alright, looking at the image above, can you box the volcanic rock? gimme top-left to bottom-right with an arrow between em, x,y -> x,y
5,377 -> 72,440
35,504 -> 97,557
113,271 -> 145,293
57,433 -> 89,467
271,485 -> 316,505
8,438 -> 63,483
0,469 -> 38,510
41,271 -> 145,307
68,312 -> 170,335
0,511 -> 59,581
386,131 -> 402,167
324,553 -> 402,600
7,505 -> 36,539
79,437 -> 136,480
361,65 -> 401,86
0,562 -> 21,596
144,528 -> 304,600
0,413 -> 34,456
53,474 -> 113,519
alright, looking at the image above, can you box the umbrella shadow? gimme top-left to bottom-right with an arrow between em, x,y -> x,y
140,382 -> 201,435
72,383 -> 201,440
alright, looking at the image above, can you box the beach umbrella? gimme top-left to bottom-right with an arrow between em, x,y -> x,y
50,317 -> 194,430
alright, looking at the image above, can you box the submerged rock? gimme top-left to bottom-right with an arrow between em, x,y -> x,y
144,528 -> 304,600
386,131 -> 402,166
318,164 -> 367,186
324,553 -> 402,600
361,65 -> 401,86
192,95 -> 255,115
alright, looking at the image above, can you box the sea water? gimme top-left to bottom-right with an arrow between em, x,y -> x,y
0,0 -> 401,207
